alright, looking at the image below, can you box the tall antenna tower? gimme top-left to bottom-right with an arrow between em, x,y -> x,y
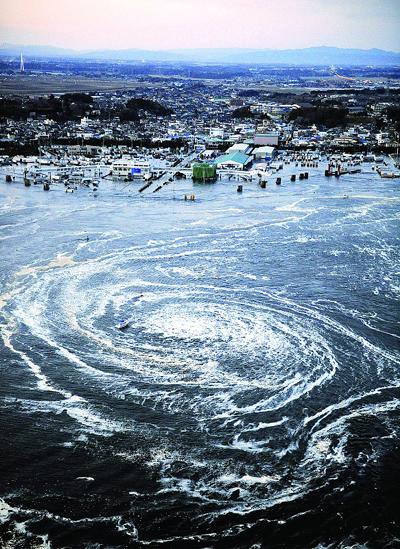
20,52 -> 25,73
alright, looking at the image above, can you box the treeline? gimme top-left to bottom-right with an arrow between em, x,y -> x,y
0,93 -> 94,121
0,94 -> 173,122
0,136 -> 188,156
288,106 -> 349,127
384,106 -> 400,131
237,90 -> 262,98
118,98 -> 173,121
231,106 -> 253,119
231,105 -> 270,120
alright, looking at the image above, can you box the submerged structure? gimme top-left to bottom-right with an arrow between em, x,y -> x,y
192,162 -> 217,182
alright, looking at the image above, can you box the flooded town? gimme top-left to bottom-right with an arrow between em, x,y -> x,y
1,7 -> 400,548
1,57 -> 400,194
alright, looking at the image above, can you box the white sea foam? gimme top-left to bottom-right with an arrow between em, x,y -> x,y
1,323 -> 68,395
2,173 -> 398,530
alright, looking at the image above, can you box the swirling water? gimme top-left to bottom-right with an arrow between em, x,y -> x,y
0,167 -> 399,548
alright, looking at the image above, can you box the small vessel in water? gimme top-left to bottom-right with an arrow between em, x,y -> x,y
379,171 -> 400,179
115,319 -> 130,330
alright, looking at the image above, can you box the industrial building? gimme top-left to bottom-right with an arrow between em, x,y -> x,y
192,162 -> 217,182
226,142 -> 253,155
112,159 -> 151,178
214,151 -> 252,170
254,132 -> 279,146
253,145 -> 277,161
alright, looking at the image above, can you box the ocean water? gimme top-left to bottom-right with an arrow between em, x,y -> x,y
0,165 -> 399,548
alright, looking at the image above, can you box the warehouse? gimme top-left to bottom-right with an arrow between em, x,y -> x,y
214,151 -> 252,170
112,159 -> 151,178
253,145 -> 277,161
254,132 -> 279,146
226,143 -> 253,155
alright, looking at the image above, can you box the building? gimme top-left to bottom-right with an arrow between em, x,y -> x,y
234,124 -> 255,136
209,127 -> 225,139
214,152 -> 252,170
200,149 -> 217,159
65,145 -> 105,155
226,143 -> 253,155
253,146 -> 276,161
112,159 -> 151,178
192,162 -> 217,182
254,132 -> 279,146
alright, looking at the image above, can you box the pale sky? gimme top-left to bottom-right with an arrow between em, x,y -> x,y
1,0 -> 399,51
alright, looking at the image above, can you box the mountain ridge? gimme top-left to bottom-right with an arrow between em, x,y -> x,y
0,44 -> 399,65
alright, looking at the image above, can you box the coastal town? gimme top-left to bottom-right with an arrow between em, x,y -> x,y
1,59 -> 399,190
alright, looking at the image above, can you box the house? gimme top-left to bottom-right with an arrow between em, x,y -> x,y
209,127 -> 225,139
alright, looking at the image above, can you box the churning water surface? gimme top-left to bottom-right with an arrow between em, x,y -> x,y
0,166 -> 399,548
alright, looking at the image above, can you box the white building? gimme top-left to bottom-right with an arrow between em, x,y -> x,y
209,127 -> 225,139
234,124 -> 255,136
226,143 -> 253,155
253,146 -> 276,161
112,159 -> 151,178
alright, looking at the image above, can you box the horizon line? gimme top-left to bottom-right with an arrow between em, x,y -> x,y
1,43 -> 400,54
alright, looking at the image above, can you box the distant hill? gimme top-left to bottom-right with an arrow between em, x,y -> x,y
82,48 -> 183,61
0,44 -> 399,65
0,43 -> 182,61
178,47 -> 400,65
0,43 -> 76,58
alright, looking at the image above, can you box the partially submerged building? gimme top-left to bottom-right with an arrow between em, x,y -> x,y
112,159 -> 151,178
226,143 -> 253,155
192,162 -> 217,182
253,145 -> 277,161
214,151 -> 252,170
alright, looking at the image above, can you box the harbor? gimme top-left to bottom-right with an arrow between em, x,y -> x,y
2,149 -> 399,200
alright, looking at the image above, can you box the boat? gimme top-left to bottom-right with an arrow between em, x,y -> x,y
379,172 -> 400,179
115,319 -> 130,330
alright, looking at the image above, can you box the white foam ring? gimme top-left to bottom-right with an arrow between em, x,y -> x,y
2,221 -> 399,526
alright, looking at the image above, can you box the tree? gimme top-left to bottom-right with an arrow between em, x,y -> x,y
288,106 -> 348,128
231,106 -> 254,119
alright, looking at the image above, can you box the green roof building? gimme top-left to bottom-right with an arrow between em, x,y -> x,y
214,151 -> 252,170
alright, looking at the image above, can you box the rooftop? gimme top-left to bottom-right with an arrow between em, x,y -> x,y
214,151 -> 251,165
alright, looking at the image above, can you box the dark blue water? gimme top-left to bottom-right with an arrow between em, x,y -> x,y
0,164 -> 399,548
